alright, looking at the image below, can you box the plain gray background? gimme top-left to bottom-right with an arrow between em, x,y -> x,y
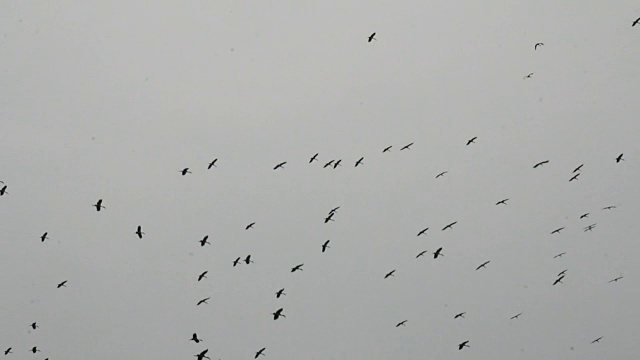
1,1 -> 639,359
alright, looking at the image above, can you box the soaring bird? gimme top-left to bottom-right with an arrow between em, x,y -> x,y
417,227 -> 429,236
496,198 -> 509,205
190,333 -> 202,343
466,137 -> 477,145
551,227 -> 564,234
400,142 -> 414,151
4,348 -> 11,355
442,221 -> 457,231
328,206 -> 340,215
534,42 -> 544,50
435,171 -> 448,178
557,269 -> 567,277
524,73 -> 534,79
309,153 -> 318,163
583,224 -> 596,232
30,347 -> 41,353
244,255 -> 254,264
93,199 -> 105,211
40,232 -> 49,242
553,275 -> 565,286
0,185 -> 7,196
533,160 -> 549,168
291,264 -> 304,272
616,153 -> 624,163
634,17 -> 640,26
272,308 -> 286,320
273,161 -> 287,170
355,157 -> 364,167
255,348 -> 266,358
554,252 -> 566,258
569,173 -> 580,182
382,145 -> 392,153
580,213 -> 589,219
324,212 -> 335,223
454,312 -> 465,319
276,288 -> 286,298
396,320 -> 408,327
333,159 -> 342,169
30,322 -> 38,330
416,250 -> 428,258
135,226 -> 144,239
367,32 -> 377,42
476,261 -> 490,270
197,271 -> 208,281
233,257 -> 241,267
196,297 -> 210,306
321,240 -> 330,253
57,280 -> 67,288
458,341 -> 470,350
245,222 -> 256,230
573,164 -> 583,173
180,168 -> 192,176
510,313 -> 522,320
602,205 -> 617,210
323,160 -> 334,168
207,159 -> 218,169
591,337 -> 603,344
199,236 -> 210,247
433,247 -> 444,259
195,349 -> 210,360
608,276 -> 623,283
384,270 -> 396,279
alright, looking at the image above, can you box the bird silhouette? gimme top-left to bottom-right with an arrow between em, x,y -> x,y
554,252 -> 566,258
608,276 -> 623,283
245,222 -> 255,230
573,164 -> 584,173
276,288 -> 286,298
199,236 -> 210,247
197,271 -> 208,281
583,224 -> 596,232
524,73 -> 534,79
0,185 -> 7,196
569,173 -> 580,182
272,308 -> 286,320
400,142 -> 413,150
40,232 -> 49,242
466,137 -> 477,145
196,297 -> 210,306
367,32 -> 376,42
93,199 -> 105,211
580,213 -> 589,219
591,337 -> 603,344
496,198 -> 509,205
458,341 -> 470,350
476,261 -> 490,270
324,212 -> 335,223
442,221 -> 457,231
417,227 -> 429,236
328,206 -> 340,215
321,240 -> 330,253
416,250 -> 428,258
57,280 -> 67,288
255,348 -> 266,358
454,312 -> 466,319
433,247 -> 444,259
333,159 -> 342,169
534,42 -> 544,50
233,257 -> 241,267
135,226 -> 144,239
355,157 -> 364,167
30,322 -> 38,330
291,264 -> 304,272
533,160 -> 549,168
194,349 -> 210,360
244,255 -> 254,264
190,333 -> 202,343
616,153 -> 624,163
435,171 -> 448,178
634,17 -> 640,26
510,313 -> 522,320
551,227 -> 564,234
558,269 -> 567,277
382,145 -> 392,153
553,275 -> 565,286
309,153 -> 318,163
4,348 -> 11,355
207,159 -> 218,169
602,205 -> 617,210
323,160 -> 334,168
273,162 -> 287,170
384,270 -> 396,279
396,320 -> 408,327
180,168 -> 192,176
30,347 -> 40,353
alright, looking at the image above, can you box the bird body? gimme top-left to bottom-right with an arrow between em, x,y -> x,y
197,271 -> 208,281
196,297 -> 210,306
273,161 -> 287,170
309,153 -> 318,163
321,240 -> 330,252
384,270 -> 396,279
93,199 -> 105,211
40,232 -> 49,242
291,264 -> 304,272
368,32 -> 376,42
533,160 -> 549,168
476,261 -> 490,270
135,226 -> 144,239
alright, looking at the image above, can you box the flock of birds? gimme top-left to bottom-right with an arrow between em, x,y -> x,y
2,19 -> 639,360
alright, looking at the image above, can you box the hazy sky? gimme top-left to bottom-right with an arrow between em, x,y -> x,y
1,1 -> 639,359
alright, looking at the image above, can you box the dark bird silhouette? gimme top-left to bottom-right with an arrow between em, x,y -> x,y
367,32 -> 376,42
382,145 -> 392,153
417,227 -> 429,236
616,153 -> 624,163
40,232 -> 49,242
355,157 -> 364,167
534,42 -> 544,50
233,257 -> 241,267
30,347 -> 40,353
197,271 -> 208,281
554,252 -> 566,258
196,297 -> 210,306
4,348 -> 11,355
180,168 -> 192,176
591,337 -> 603,344
435,171 -> 448,178
442,221 -> 457,231
609,276 -> 623,283
276,288 -> 286,298
510,312 -> 522,320
291,264 -> 304,272
400,142 -> 413,150
195,349 -> 210,360
476,261 -> 490,270
272,308 -> 286,320
30,322 -> 38,330
321,240 -> 330,253
190,333 -> 202,343
245,222 -> 255,230
273,162 -> 287,170
573,164 -> 583,173
396,320 -> 408,327
0,185 -> 6,196
496,198 -> 509,205
93,199 -> 105,211
384,270 -> 396,279
323,160 -> 334,168
557,269 -> 567,277
416,250 -> 428,258
135,226 -> 144,239
634,17 -> 640,26
569,173 -> 580,182
602,205 -> 617,210
580,213 -> 589,219
433,247 -> 444,259
524,73 -> 534,79
309,153 -> 318,163
553,275 -> 565,286
333,159 -> 342,169
57,280 -> 67,288
551,227 -> 564,234
324,212 -> 335,223
583,224 -> 596,232
328,206 -> 340,215
533,160 -> 549,168
207,159 -> 218,169
244,255 -> 254,264
458,341 -> 470,350
466,137 -> 477,145
454,312 -> 465,319
199,236 -> 210,247
255,348 -> 266,358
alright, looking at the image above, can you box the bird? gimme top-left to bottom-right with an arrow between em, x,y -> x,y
476,261 -> 490,270
458,341 -> 470,350
323,160 -> 334,168
442,221 -> 457,231
496,198 -> 509,205
30,322 -> 38,330
195,349 -> 210,360
583,224 -> 596,232
533,160 -> 549,168
416,250 -> 428,258
245,222 -> 256,230
466,137 -> 477,145
324,212 -> 335,223
0,185 -> 7,196
534,42 -> 544,50
244,255 -> 254,264
196,297 -> 210,306
276,288 -> 286,298
435,171 -> 448,178
291,264 -> 304,272
569,173 -> 580,182
454,312 -> 466,319
207,159 -> 218,169
433,247 -> 444,259
328,206 -> 340,215
558,269 -> 567,276
591,337 -> 603,344
616,153 -> 624,163
273,161 -> 287,170
57,280 -> 67,288
40,232 -> 49,242
30,347 -> 40,353
135,226 -> 144,239
554,252 -> 566,258
384,270 -> 396,279
396,320 -> 408,327
367,32 -> 376,42
382,145 -> 392,153
355,157 -> 364,167
524,73 -> 534,79
510,313 -> 523,320
180,168 -> 192,176
573,164 -> 583,173
553,275 -> 565,286
233,257 -> 241,267
634,17 -> 640,26
321,240 -> 330,253
609,276 -> 623,283
551,227 -> 564,234
417,227 -> 429,236
580,213 -> 589,219
190,333 -> 202,343
4,348 -> 11,355
602,205 -> 617,210
197,271 -> 208,281
333,159 -> 342,169
272,308 -> 286,320
93,199 -> 105,211
309,153 -> 318,163
199,236 -> 210,247
400,142 -> 413,150
255,348 -> 266,358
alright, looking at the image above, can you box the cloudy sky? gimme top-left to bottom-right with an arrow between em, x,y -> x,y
1,1 -> 639,359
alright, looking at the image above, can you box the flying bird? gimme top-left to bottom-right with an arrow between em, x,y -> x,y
553,275 -> 565,286
255,348 -> 266,358
0,185 -> 7,196
324,212 -> 335,223
272,308 -> 286,320
367,32 -> 376,42
466,137 -> 477,146
400,142 -> 414,150
30,322 -> 38,330
180,168 -> 192,176
583,224 -> 596,232
558,269 -> 567,276
196,297 -> 210,306
244,255 -> 254,264
433,247 -> 444,259
328,206 -> 340,215
207,159 -> 218,169
30,347 -> 40,353
323,160 -> 334,168
417,227 -> 429,236
4,348 -> 11,355
573,164 -> 583,173
199,236 -> 210,247
510,313 -> 522,320
524,73 -> 534,79
396,320 -> 408,327
273,161 -> 287,170
554,252 -> 566,258
384,270 -> 396,279
476,261 -> 490,270
416,250 -> 428,258
245,222 -> 255,230
458,341 -> 470,350
608,276 -> 623,283
355,157 -> 364,167
602,205 -> 617,210
40,232 -> 49,242
616,153 -> 624,163
233,257 -> 241,267
580,213 -> 589,219
569,173 -> 580,182
291,264 -> 304,272
534,42 -> 544,50
496,198 -> 509,205
93,199 -> 105,211
57,280 -> 67,288
533,160 -> 549,168
309,153 -> 318,163
634,17 -> 640,26
551,227 -> 564,234
591,337 -> 603,344
190,333 -> 202,343
195,349 -> 210,360
276,288 -> 286,298
321,240 -> 330,253
442,221 -> 457,231
454,312 -> 465,319
135,226 -> 144,239
197,271 -> 208,281
435,171 -> 448,178
333,159 -> 342,169
382,145 -> 392,153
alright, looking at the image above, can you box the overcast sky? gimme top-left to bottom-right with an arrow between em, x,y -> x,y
1,1 -> 639,359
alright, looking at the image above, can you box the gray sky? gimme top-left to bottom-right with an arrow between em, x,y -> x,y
1,1 -> 639,359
